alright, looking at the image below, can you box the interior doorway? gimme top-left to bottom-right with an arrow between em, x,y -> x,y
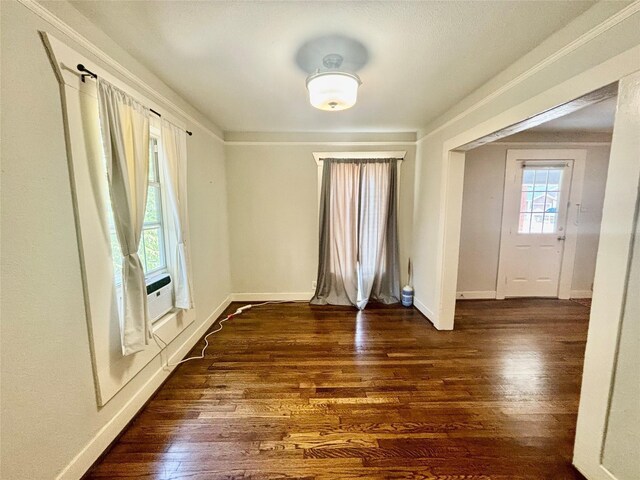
446,72 -> 640,480
456,93 -> 616,301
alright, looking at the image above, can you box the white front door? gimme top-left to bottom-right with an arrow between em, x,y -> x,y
497,150 -> 583,298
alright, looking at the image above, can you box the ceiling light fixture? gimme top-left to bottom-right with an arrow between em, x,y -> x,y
306,54 -> 361,111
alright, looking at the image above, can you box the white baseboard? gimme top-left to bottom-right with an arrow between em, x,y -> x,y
570,290 -> 593,299
456,290 -> 497,300
413,297 -> 437,327
230,292 -> 313,302
56,295 -> 232,480
572,457 -> 618,480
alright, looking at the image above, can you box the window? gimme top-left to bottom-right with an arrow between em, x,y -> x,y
518,166 -> 563,234
108,136 -> 168,284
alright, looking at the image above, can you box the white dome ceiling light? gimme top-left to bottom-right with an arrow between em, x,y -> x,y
306,54 -> 361,111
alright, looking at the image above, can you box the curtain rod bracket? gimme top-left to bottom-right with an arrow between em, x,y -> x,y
77,64 -> 97,83
76,64 -> 193,137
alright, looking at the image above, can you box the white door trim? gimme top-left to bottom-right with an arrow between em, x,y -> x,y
573,70 -> 640,480
496,149 -> 586,299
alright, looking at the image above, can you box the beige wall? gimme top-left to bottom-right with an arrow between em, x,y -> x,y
0,2 -> 231,479
225,143 -> 416,295
457,142 -> 611,295
2,0 -> 639,479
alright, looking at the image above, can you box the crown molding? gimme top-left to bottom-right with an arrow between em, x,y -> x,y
20,0 -> 638,147
225,140 -> 417,146
17,0 -> 225,143
223,130 -> 417,145
416,0 -> 640,143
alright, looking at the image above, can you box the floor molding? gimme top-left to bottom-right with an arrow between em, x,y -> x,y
456,290 -> 497,300
55,295 -> 232,480
413,297 -> 438,328
231,292 -> 314,302
570,290 -> 593,299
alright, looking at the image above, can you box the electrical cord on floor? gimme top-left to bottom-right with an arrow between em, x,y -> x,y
154,300 -> 307,369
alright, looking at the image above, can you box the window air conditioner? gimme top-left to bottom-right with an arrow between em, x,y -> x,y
146,273 -> 173,322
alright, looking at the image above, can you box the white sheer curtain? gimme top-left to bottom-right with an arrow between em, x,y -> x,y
328,162 -> 360,305
160,120 -> 194,310
311,158 -> 400,309
97,79 -> 151,355
357,161 -> 392,309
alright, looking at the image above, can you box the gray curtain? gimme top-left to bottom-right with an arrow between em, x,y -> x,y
97,79 -> 151,355
311,158 -> 400,309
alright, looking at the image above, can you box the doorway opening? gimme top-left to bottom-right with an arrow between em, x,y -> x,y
445,71 -> 640,479
456,92 -> 616,301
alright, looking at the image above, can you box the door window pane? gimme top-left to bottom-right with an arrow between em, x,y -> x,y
547,170 -> 561,191
532,194 -> 546,212
543,213 -> 558,233
534,170 -> 548,191
519,213 -> 532,233
522,170 -> 535,190
518,167 -> 564,234
530,214 -> 544,233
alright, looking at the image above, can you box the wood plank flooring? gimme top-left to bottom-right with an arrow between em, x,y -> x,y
87,299 -> 589,479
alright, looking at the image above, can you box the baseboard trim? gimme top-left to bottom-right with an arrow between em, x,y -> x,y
56,295 -> 232,480
570,290 -> 593,299
456,290 -> 497,300
413,297 -> 437,327
230,292 -> 313,302
572,458 -> 618,480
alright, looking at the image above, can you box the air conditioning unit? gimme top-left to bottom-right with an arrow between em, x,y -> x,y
147,273 -> 173,322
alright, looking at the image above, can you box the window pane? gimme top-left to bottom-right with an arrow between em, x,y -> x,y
107,135 -> 168,286
532,193 -> 546,212
144,185 -> 161,224
533,169 -> 548,191
148,139 -> 158,182
530,213 -> 544,233
137,233 -> 148,272
520,191 -> 533,212
543,213 -> 558,233
547,169 -> 562,191
143,228 -> 163,272
518,213 -> 532,234
110,231 -> 123,285
545,192 -> 558,213
522,170 -> 535,190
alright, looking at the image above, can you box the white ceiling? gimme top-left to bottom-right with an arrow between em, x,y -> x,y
529,96 -> 617,133
70,1 -> 597,133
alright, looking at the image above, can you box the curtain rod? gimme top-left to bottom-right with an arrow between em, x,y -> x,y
77,64 -> 193,136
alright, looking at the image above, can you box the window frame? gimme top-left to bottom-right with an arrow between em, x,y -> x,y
139,133 -> 169,280
109,128 -> 171,287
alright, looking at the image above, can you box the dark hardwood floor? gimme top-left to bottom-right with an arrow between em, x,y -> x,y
87,299 -> 589,479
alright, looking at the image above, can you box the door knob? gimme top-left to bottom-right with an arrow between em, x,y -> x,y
557,235 -> 566,241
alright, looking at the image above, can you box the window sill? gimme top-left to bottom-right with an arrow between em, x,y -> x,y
151,307 -> 196,350
152,307 -> 179,332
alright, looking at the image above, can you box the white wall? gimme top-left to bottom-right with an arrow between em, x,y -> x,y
0,2 -> 231,479
601,198 -> 640,480
457,141 -> 611,297
411,1 -> 639,328
573,71 -> 640,480
225,141 -> 416,296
